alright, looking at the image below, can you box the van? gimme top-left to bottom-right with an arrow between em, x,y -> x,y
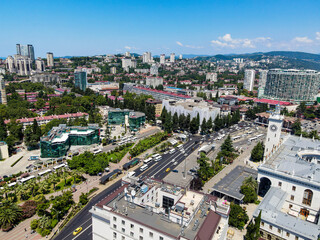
144,157 -> 153,164
169,149 -> 176,154
140,164 -> 149,172
155,156 -> 162,162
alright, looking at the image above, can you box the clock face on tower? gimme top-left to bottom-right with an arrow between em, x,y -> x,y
270,124 -> 278,132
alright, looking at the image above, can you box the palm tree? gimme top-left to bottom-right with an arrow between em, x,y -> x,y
3,184 -> 10,200
242,176 -> 258,191
38,215 -> 51,229
0,201 -> 22,229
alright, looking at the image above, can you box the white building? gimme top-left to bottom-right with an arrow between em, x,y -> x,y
150,64 -> 158,76
110,67 -> 117,74
125,51 -> 131,57
160,54 -> 165,64
6,55 -> 33,75
162,99 -> 220,124
46,52 -> 54,67
258,70 -> 268,98
179,54 -> 183,60
30,73 -> 61,86
206,72 -> 218,82
122,58 -> 137,72
253,105 -> 320,240
170,53 -> 175,63
0,76 -> 7,105
90,177 -> 230,240
146,77 -> 163,88
143,52 -> 153,63
233,58 -> 244,63
243,69 -> 255,91
0,141 -> 9,159
35,58 -> 45,72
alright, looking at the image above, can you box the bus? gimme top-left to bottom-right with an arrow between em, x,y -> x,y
28,156 -> 40,161
19,175 -> 35,184
140,164 -> 149,172
8,182 -> 17,187
93,149 -> 102,155
53,163 -> 66,171
144,157 -> 153,164
155,156 -> 162,162
248,137 -> 258,142
232,136 -> 241,141
152,154 -> 160,159
256,134 -> 264,138
169,149 -> 176,154
177,144 -> 183,150
38,169 -> 52,177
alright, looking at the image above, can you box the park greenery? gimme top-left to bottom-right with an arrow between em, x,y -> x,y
217,135 -> 238,164
245,211 -> 261,240
228,203 -> 249,230
213,110 -> 241,131
197,152 -> 224,185
250,142 -> 264,162
240,176 -> 258,204
129,132 -> 168,157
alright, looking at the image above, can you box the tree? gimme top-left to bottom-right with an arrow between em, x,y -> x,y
200,118 -> 207,135
221,135 -> 234,152
228,203 -> 249,230
250,142 -> 264,162
172,112 -> 179,132
245,211 -> 261,240
206,117 -> 213,133
291,120 -> 301,135
0,117 -> 7,141
241,185 -> 257,203
190,116 -> 200,134
0,201 -> 22,230
163,112 -> 173,133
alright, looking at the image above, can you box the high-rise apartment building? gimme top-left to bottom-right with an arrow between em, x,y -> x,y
258,70 -> 268,98
6,55 -> 32,75
110,67 -> 117,74
243,69 -> 255,91
206,72 -> 218,82
16,44 -> 21,55
122,58 -> 137,72
0,76 -> 7,105
142,52 -> 152,63
170,53 -> 175,63
150,64 -> 158,76
125,51 -> 131,57
264,69 -> 320,103
160,54 -> 165,64
35,58 -> 45,72
46,52 -> 54,67
17,44 -> 35,61
179,54 -> 183,60
74,71 -> 87,91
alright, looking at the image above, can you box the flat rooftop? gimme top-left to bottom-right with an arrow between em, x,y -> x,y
212,166 -> 258,201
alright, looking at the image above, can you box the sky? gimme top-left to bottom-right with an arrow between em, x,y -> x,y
1,0 -> 320,57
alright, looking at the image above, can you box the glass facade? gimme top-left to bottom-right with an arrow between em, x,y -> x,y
74,72 -> 87,91
129,113 -> 146,131
40,125 -> 100,158
108,110 -> 130,125
108,109 -> 146,131
264,69 -> 320,103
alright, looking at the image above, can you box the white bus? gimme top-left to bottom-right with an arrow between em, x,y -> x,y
155,156 -> 162,162
140,164 -> 149,172
38,169 -> 52,177
177,144 -> 183,149
144,157 -> 153,164
152,154 -> 160,159
256,134 -> 264,138
93,149 -> 102,155
8,182 -> 17,187
19,175 -> 35,184
169,149 -> 176,154
53,163 -> 66,170
232,136 -> 241,141
248,137 -> 258,142
247,131 -> 253,135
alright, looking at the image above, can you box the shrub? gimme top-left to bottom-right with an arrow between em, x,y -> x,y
30,219 -> 39,230
228,203 -> 249,230
21,200 -> 38,219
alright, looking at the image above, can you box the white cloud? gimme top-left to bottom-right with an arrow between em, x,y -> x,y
293,37 -> 313,43
211,34 -> 271,49
124,46 -> 131,50
316,32 -> 320,41
176,41 -> 183,46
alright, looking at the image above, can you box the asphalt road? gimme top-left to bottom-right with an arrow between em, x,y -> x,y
54,135 -> 201,240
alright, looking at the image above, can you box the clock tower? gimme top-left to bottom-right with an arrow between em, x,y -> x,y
264,104 -> 283,160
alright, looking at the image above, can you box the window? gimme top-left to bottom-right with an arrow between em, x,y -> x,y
291,195 -> 295,201
113,216 -> 117,221
260,231 -> 264,237
289,204 -> 293,208
295,236 -> 299,240
278,182 -> 282,187
287,232 -> 290,237
122,220 -> 125,225
122,228 -> 125,233
149,232 -> 154,238
269,225 -> 272,230
139,237 -> 143,240
159,237 -> 164,240
130,232 -> 134,237
302,189 -> 313,206
267,235 -> 271,240
122,237 -> 125,240
292,186 -> 296,191
140,228 -> 143,233
130,224 -> 134,229
261,222 -> 264,226
278,228 -> 281,233
113,232 -> 117,238
113,224 -> 117,229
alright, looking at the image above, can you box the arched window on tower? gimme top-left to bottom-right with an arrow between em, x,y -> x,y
302,189 -> 313,206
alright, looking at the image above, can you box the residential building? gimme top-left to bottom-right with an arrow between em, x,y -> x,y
0,142 -> 9,159
146,99 -> 162,116
206,72 -> 218,82
146,77 -> 163,88
35,58 -> 45,72
160,54 -> 165,64
233,58 -> 244,63
150,64 -> 158,76
162,98 -> 220,124
4,112 -> 89,129
0,76 -> 7,105
110,67 -> 117,74
258,70 -> 268,98
5,55 -> 33,75
125,51 -> 131,57
264,69 -> 320,103
170,53 -> 175,63
243,69 -> 255,91
30,73 -> 61,86
46,52 -> 54,67
16,44 -> 21,55
40,124 -> 100,158
90,177 -> 230,240
143,52 -> 152,63
253,104 -> 320,240
17,44 -> 35,61
74,71 -> 87,91
179,54 -> 183,60
122,58 -> 137,72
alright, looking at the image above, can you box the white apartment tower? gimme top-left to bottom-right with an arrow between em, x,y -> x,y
6,55 -> 33,75
179,54 -> 183,60
243,69 -> 255,91
46,52 -> 54,67
35,58 -> 45,72
258,70 -> 268,98
160,54 -> 165,64
206,72 -> 218,82
142,52 -> 152,63
150,64 -> 158,76
0,76 -> 7,105
125,51 -> 131,57
170,53 -> 175,63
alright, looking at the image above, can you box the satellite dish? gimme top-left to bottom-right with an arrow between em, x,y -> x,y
131,190 -> 136,196
124,187 -> 128,194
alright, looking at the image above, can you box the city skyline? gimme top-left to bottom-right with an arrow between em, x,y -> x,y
1,0 -> 320,57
